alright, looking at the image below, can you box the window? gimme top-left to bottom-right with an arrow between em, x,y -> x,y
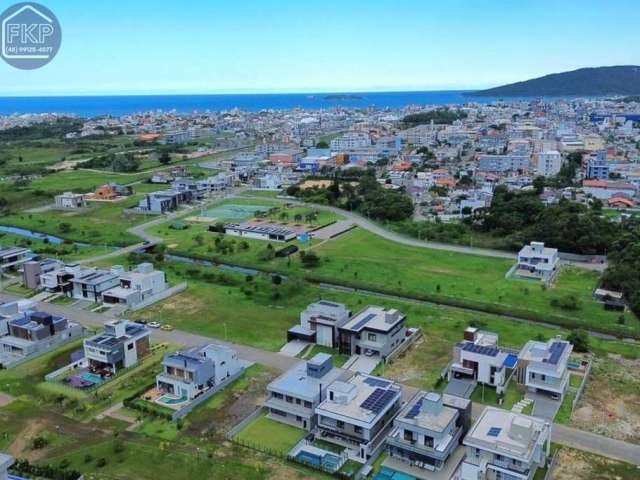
424,436 -> 434,448
337,420 -> 344,429
272,392 -> 283,399
127,343 -> 134,350
296,398 -> 301,405
354,426 -> 363,434
304,401 -> 312,408
368,333 -> 377,342
286,396 -> 293,403
296,416 -> 302,422
403,430 -> 413,442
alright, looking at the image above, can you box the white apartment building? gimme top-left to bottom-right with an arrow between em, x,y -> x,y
536,151 -> 562,177
330,132 -> 371,152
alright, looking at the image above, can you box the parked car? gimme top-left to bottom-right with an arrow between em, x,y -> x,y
160,324 -> 175,332
148,321 -> 161,329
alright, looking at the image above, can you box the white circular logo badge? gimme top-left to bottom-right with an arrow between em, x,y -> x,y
1,2 -> 61,70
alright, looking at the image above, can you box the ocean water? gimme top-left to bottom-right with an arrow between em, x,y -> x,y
0,90 -> 506,117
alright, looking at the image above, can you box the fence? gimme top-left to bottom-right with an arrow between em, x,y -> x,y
44,358 -> 88,381
171,367 -> 246,421
544,449 -> 560,480
385,328 -> 423,364
130,282 -> 188,311
570,358 -> 592,415
226,405 -> 266,440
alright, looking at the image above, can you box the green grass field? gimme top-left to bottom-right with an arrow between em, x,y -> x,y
235,413 -> 306,455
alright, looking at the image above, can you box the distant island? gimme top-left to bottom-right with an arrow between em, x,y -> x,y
467,65 -> 640,97
323,94 -> 365,101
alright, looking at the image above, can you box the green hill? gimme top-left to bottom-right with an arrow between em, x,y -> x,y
467,66 -> 640,97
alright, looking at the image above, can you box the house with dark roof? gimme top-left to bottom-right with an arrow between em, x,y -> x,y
337,306 -> 407,361
71,267 -> 120,302
516,338 -> 573,401
0,246 -> 33,272
83,320 -> 150,374
315,372 -> 402,460
448,328 -> 518,395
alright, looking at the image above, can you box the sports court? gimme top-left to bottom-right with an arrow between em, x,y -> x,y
202,204 -> 269,221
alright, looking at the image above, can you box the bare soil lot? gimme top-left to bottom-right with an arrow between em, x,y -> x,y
553,448 -> 639,480
571,354 -> 640,445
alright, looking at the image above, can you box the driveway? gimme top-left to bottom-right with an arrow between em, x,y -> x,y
527,392 -> 561,420
344,355 -> 379,374
279,340 -> 309,357
444,378 -> 477,399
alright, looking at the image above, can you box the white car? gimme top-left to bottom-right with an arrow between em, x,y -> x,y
147,321 -> 161,329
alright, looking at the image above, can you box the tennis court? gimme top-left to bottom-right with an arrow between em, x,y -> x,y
203,204 -> 269,221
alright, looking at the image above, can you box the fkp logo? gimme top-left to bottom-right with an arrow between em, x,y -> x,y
1,2 -> 61,69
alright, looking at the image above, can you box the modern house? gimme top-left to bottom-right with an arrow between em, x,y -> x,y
0,310 -> 83,368
156,344 -> 243,401
83,320 -> 150,374
0,246 -> 33,272
71,267 -> 121,302
101,263 -> 168,308
514,242 -> 559,283
137,189 -> 194,213
21,259 -> 64,290
0,299 -> 35,336
460,407 -> 551,480
516,338 -> 573,401
316,373 -> 402,460
337,306 -> 407,361
265,353 -> 343,430
287,301 -> 352,348
448,328 -> 518,395
39,263 -> 85,294
54,191 -> 87,209
224,222 -> 299,242
385,391 -> 471,479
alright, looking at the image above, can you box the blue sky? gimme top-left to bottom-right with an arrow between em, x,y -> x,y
1,0 -> 639,96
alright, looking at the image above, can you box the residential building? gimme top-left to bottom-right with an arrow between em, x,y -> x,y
137,189 -> 194,213
460,407 -> 551,480
83,320 -> 150,374
582,179 -> 637,200
54,192 -> 87,209
39,263 -> 85,294
71,267 -> 121,302
287,301 -> 352,348
21,259 -> 63,289
265,353 -> 342,430
331,132 -> 371,151
536,151 -> 562,177
448,328 -> 518,394
0,310 -> 83,367
101,263 -> 168,308
316,373 -> 402,459
0,299 -> 35,336
337,306 -> 407,361
0,247 -> 32,272
585,151 -> 609,180
477,155 -> 530,173
516,338 -> 573,401
156,344 -> 243,401
386,392 -> 471,478
515,242 -> 559,283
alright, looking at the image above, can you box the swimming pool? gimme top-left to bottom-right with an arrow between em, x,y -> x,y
80,372 -> 104,385
157,394 -> 188,406
295,450 -> 342,472
374,467 -> 416,480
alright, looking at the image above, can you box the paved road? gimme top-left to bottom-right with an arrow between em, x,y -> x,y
2,291 -> 638,466
239,193 -> 608,271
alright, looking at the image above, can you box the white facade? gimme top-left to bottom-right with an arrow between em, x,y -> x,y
536,151 -> 562,177
515,242 -> 559,282
330,132 -> 371,151
54,192 -> 86,209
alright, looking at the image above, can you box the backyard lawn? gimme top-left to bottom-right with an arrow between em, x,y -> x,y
470,382 -> 524,410
235,413 -> 307,455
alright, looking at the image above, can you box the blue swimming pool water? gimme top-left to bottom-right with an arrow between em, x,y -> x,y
374,467 -> 416,480
296,450 -> 342,472
80,372 -> 104,384
157,394 -> 188,405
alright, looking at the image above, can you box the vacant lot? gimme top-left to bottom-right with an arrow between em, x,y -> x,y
572,355 -> 640,444
553,447 -> 639,480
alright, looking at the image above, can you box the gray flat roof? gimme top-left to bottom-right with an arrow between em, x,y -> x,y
268,360 -> 343,401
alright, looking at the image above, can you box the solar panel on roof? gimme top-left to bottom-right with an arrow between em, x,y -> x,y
349,313 -> 377,332
405,399 -> 423,419
487,427 -> 501,437
364,377 -> 391,388
548,342 -> 566,365
360,388 -> 397,414
462,342 -> 499,357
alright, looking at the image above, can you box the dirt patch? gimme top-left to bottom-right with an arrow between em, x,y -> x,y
553,448 -> 639,480
8,420 -> 46,460
383,335 -> 451,389
571,355 -> 640,444
0,393 -> 15,407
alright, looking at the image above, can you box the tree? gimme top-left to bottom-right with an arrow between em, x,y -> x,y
567,329 -> 590,353
532,176 -> 545,195
272,274 -> 282,285
59,222 -> 72,234
159,152 -> 172,165
315,140 -> 329,149
300,250 -> 320,268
